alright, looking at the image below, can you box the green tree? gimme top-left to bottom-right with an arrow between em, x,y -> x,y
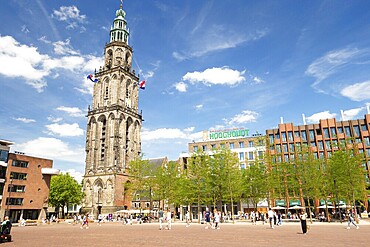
49,173 -> 84,218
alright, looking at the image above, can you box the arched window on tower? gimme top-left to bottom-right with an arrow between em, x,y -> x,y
101,118 -> 107,161
105,86 -> 109,99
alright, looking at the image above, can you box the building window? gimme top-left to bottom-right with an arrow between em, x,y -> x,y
10,172 -> 27,180
193,146 -> 198,152
325,141 -> 331,150
288,131 -> 293,142
364,137 -> 370,146
229,143 -> 234,149
310,142 -> 316,147
353,125 -> 360,137
202,145 -> 207,151
318,141 -> 324,150
258,151 -> 263,159
301,131 -> 307,141
361,124 -> 367,131
275,133 -> 280,139
330,127 -> 336,137
276,144 -> 281,153
269,134 -> 274,144
284,154 -> 289,162
239,142 -> 244,148
281,132 -> 287,142
366,149 -> 370,157
323,128 -> 330,139
0,150 -> 9,163
295,142 -> 301,152
249,141 -> 254,147
344,126 -> 351,137
12,160 -> 29,168
8,185 -> 26,193
6,198 -> 23,206
294,131 -> 300,138
337,127 -> 343,134
240,164 -> 246,169
211,144 -> 216,149
248,152 -> 254,160
309,130 -> 315,140
239,152 -> 245,161
283,144 -> 288,153
220,143 -> 225,149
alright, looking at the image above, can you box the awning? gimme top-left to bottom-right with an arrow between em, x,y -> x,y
289,200 -> 301,206
275,199 -> 286,206
319,200 -> 333,206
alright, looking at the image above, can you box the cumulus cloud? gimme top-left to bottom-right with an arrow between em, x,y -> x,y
0,35 -> 102,93
305,111 -> 337,123
45,123 -> 84,137
174,82 -> 187,92
253,76 -> 264,84
224,110 -> 259,125
56,106 -> 85,117
342,107 -> 364,121
47,116 -> 63,123
61,169 -> 84,183
14,117 -> 36,123
195,104 -> 203,110
53,39 -> 80,55
340,80 -> 370,101
12,137 -> 85,163
183,67 -> 245,86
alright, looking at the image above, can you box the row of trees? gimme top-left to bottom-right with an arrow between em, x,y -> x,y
129,138 -> 369,222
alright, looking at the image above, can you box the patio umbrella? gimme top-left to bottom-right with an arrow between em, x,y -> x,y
317,205 -> 334,209
272,206 -> 286,210
288,205 -> 305,210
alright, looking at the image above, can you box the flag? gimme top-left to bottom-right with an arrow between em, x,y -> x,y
87,74 -> 98,83
139,80 -> 146,90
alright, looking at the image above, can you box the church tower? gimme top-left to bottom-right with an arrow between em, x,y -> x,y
82,3 -> 142,215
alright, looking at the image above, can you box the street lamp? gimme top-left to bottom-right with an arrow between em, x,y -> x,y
6,175 -> 14,220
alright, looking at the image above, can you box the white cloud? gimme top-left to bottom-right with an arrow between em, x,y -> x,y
0,35 -> 102,92
38,36 -> 51,44
224,110 -> 259,125
14,117 -> 36,123
141,127 -> 202,142
195,104 -> 203,110
47,116 -> 63,123
340,80 -> 370,101
56,106 -> 85,117
21,25 -> 30,34
305,111 -> 337,123
253,76 -> 263,84
174,81 -> 187,92
45,123 -> 84,137
342,107 -> 364,121
53,39 -> 79,55
61,169 -> 84,183
183,67 -> 245,86
52,6 -> 86,30
12,137 -> 85,163
305,47 -> 370,92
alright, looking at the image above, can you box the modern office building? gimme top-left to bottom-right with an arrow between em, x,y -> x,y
1,152 -> 59,223
82,2 -> 143,216
0,139 -> 14,219
180,128 -> 265,169
266,114 -> 370,209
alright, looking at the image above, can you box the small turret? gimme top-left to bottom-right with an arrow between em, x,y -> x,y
110,3 -> 129,44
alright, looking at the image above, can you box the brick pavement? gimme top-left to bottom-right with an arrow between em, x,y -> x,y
4,220 -> 370,247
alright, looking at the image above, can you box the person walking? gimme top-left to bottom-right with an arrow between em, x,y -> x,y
214,211 -> 221,230
204,209 -> 212,229
80,214 -> 89,229
185,211 -> 191,227
165,209 -> 172,230
158,208 -> 164,230
347,210 -> 359,229
299,210 -> 308,235
267,208 -> 274,229
98,214 -> 103,226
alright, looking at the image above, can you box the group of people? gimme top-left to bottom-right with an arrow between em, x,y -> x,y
204,209 -> 221,230
158,208 -> 172,230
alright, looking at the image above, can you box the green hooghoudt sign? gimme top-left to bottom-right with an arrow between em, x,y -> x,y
206,128 -> 249,140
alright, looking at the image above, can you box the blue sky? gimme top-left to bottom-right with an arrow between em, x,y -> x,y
1,0 -> 370,182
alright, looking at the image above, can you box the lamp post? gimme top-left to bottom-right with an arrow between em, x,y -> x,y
6,176 -> 13,220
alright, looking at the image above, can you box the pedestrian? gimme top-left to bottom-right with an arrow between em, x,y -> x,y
251,211 -> 256,225
347,210 -> 359,229
214,211 -> 221,229
158,208 -> 164,230
299,210 -> 307,235
98,214 -> 103,226
185,211 -> 191,227
165,209 -> 172,230
267,208 -> 274,229
204,209 -> 212,229
80,214 -> 89,229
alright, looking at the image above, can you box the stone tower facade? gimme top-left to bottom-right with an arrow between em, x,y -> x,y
82,3 -> 142,216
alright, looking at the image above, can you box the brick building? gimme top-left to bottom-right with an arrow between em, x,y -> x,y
1,153 -> 59,223
266,114 -> 370,209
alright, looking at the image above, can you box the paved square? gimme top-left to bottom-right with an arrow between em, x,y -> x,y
5,221 -> 370,247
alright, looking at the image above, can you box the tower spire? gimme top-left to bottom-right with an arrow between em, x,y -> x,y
120,0 -> 123,9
